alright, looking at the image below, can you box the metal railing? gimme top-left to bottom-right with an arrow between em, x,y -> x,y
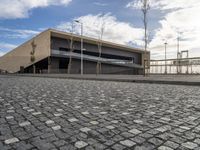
150,57 -> 200,74
51,49 -> 143,69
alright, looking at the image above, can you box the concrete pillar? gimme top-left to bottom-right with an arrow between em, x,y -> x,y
48,57 -> 51,74
48,58 -> 59,73
33,65 -> 36,74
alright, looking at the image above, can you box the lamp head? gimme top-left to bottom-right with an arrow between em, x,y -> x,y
74,20 -> 80,23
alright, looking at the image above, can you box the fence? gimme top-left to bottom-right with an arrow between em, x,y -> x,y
150,57 -> 200,74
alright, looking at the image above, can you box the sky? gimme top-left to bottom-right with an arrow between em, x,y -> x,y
0,0 -> 200,60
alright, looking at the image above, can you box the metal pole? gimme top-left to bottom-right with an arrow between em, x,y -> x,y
177,37 -> 180,74
68,22 -> 74,74
75,20 -> 84,75
164,42 -> 167,74
81,22 -> 83,75
187,51 -> 189,74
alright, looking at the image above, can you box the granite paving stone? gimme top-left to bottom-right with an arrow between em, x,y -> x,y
5,116 -> 14,120
68,118 -> 78,122
158,146 -> 174,150
80,127 -> 91,133
19,121 -> 31,127
45,120 -> 55,125
128,128 -> 142,135
1,76 -> 200,149
90,121 -> 99,125
4,138 -> 19,144
52,125 -> 61,131
182,142 -> 198,149
163,140 -> 179,149
74,141 -> 88,149
106,126 -> 115,130
119,139 -> 136,147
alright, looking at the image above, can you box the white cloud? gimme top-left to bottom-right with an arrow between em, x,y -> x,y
57,13 -> 144,47
150,0 -> 200,10
127,0 -> 200,10
126,0 -> 142,9
0,42 -> 17,56
93,2 -> 108,6
0,51 -> 5,57
127,0 -> 200,59
0,0 -> 72,19
149,0 -> 200,59
0,27 -> 40,56
0,27 -> 39,39
0,42 -> 17,50
0,27 -> 41,56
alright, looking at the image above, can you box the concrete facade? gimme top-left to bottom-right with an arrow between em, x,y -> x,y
51,37 -> 142,65
0,29 -> 150,75
0,30 -> 51,73
55,59 -> 137,74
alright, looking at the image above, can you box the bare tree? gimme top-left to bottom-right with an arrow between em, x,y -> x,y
141,0 -> 150,76
30,40 -> 37,74
96,16 -> 106,75
67,23 -> 74,74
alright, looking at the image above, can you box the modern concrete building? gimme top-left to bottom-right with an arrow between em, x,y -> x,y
0,29 -> 150,74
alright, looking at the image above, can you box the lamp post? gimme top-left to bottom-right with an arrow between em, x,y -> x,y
164,42 -> 167,74
177,36 -> 180,74
75,20 -> 83,75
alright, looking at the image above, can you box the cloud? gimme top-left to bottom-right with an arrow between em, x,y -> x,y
0,27 -> 39,39
149,0 -> 200,59
127,0 -> 200,10
0,27 -> 40,56
126,0 -> 142,9
57,13 -> 144,47
150,0 -> 200,10
93,2 -> 108,6
127,0 -> 200,59
0,51 -> 5,57
0,42 -> 17,56
0,0 -> 72,19
0,42 -> 17,50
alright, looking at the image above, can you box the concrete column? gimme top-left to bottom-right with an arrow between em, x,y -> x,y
48,58 -> 59,73
33,65 -> 36,74
48,57 -> 51,74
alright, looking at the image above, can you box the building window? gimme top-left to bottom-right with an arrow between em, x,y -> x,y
59,47 -> 70,52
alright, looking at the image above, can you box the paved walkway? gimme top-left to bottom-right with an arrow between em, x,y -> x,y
7,74 -> 200,86
1,76 -> 200,149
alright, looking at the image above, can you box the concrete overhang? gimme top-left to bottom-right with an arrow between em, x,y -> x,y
48,28 -> 150,54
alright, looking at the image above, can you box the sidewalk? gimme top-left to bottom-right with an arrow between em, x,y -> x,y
3,74 -> 200,86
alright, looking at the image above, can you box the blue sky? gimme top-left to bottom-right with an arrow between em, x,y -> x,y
0,0 -> 199,59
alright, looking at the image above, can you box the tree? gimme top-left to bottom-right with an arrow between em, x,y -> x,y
141,0 -> 150,76
96,15 -> 106,75
30,40 -> 36,74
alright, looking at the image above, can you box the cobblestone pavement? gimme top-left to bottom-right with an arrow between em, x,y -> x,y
1,76 -> 200,150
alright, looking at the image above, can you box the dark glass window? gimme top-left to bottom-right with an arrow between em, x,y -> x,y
59,47 -> 70,52
73,49 -> 133,61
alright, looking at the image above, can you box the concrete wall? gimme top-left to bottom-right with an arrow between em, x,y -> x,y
48,57 -> 59,73
68,59 -> 140,75
50,36 -> 145,75
0,30 -> 51,73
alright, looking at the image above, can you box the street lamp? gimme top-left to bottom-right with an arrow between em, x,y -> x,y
75,20 -> 84,75
164,42 -> 167,74
177,36 -> 180,74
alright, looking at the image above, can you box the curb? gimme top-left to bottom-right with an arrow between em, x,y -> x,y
1,74 -> 200,86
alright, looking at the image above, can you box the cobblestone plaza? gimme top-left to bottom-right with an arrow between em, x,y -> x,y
1,76 -> 200,150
